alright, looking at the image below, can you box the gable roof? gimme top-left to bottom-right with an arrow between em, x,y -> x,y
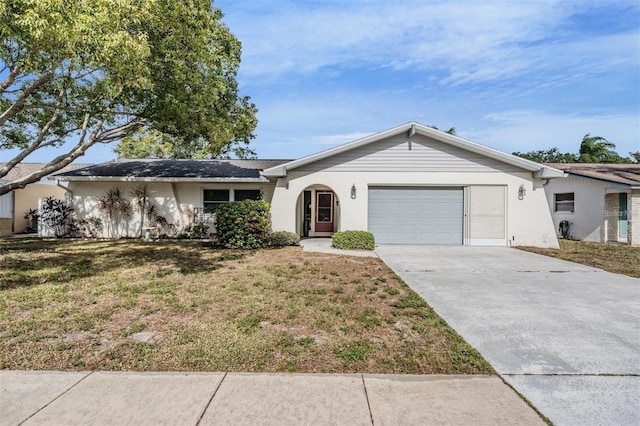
1,162 -> 91,182
51,159 -> 292,183
262,122 -> 563,178
546,163 -> 640,188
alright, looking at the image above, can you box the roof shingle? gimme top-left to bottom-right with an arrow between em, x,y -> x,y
546,163 -> 640,186
52,159 -> 292,180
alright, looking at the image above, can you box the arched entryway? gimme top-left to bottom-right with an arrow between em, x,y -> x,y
296,184 -> 340,237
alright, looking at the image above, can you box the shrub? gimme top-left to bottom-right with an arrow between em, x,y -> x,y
39,197 -> 76,237
331,230 -> 375,250
178,222 -> 209,240
268,231 -> 300,247
77,216 -> 104,238
215,200 -> 271,249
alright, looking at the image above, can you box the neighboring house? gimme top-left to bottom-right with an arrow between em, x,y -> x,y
52,122 -> 563,247
544,163 -> 640,245
0,162 -> 90,234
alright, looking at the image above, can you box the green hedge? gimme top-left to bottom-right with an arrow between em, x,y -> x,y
331,230 -> 375,250
214,200 -> 271,249
268,231 -> 300,247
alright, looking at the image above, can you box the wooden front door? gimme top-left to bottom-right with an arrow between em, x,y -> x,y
315,191 -> 334,233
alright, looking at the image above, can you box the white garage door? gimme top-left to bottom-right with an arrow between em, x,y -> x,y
368,187 -> 463,245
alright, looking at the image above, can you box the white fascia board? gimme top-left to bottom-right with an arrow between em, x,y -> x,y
533,167 -> 565,179
263,121 -> 552,177
50,176 -> 269,183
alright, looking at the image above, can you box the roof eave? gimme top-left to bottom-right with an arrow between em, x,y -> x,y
533,167 -> 565,179
562,172 -> 635,189
50,176 -> 270,183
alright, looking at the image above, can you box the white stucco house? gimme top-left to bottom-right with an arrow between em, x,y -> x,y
51,122 -> 563,247
544,163 -> 640,246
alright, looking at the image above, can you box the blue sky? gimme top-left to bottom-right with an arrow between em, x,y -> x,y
3,0 -> 639,164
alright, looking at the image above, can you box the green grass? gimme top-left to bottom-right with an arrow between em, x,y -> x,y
0,239 -> 492,374
519,240 -> 640,278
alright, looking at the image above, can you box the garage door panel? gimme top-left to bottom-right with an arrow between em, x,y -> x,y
368,187 -> 463,245
468,186 -> 506,245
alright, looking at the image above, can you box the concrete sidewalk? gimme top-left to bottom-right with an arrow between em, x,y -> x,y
1,371 -> 544,425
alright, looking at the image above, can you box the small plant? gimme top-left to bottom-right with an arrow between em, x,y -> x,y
179,222 -> 209,239
98,187 -> 132,238
23,208 -> 39,233
334,339 -> 370,361
268,231 -> 300,247
145,203 -> 176,239
215,200 -> 271,249
393,291 -> 428,309
331,230 -> 375,250
77,216 -> 104,238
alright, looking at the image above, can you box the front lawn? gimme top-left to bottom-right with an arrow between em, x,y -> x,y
519,240 -> 640,278
0,239 -> 491,374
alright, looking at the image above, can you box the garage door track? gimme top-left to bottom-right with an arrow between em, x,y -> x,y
376,245 -> 640,426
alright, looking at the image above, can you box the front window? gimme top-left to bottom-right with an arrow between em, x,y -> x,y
203,189 -> 229,213
554,193 -> 574,213
235,189 -> 262,201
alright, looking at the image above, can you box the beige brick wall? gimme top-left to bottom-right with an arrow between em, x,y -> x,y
604,193 -> 619,242
0,218 -> 11,237
629,189 -> 640,246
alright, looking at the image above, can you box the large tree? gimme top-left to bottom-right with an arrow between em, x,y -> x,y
0,0 -> 257,195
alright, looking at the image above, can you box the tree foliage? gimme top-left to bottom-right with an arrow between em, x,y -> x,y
577,134 -> 627,163
0,0 -> 257,195
113,129 -> 257,159
513,134 -> 637,164
511,147 -> 578,163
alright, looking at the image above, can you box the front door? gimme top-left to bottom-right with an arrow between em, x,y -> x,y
619,193 -> 628,238
315,191 -> 334,233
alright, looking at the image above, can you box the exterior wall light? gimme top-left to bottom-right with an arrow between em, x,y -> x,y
351,184 -> 357,199
518,184 -> 526,200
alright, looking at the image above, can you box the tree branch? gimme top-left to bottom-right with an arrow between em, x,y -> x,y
0,88 -> 65,179
0,66 -> 21,93
0,118 -> 145,196
0,69 -> 55,127
0,117 -> 104,196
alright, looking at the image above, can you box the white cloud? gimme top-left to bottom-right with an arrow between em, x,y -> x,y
222,0 -> 638,87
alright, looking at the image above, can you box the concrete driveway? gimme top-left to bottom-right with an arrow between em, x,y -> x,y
376,245 -> 640,426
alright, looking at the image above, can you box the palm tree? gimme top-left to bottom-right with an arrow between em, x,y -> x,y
130,183 -> 151,238
578,134 -> 624,163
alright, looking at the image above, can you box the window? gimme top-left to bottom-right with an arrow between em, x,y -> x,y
316,192 -> 333,222
235,189 -> 262,201
554,193 -> 574,213
203,189 -> 229,213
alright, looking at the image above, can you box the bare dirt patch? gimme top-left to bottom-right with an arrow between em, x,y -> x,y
0,239 -> 491,373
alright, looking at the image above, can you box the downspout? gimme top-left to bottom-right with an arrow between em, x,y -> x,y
55,180 -> 72,202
